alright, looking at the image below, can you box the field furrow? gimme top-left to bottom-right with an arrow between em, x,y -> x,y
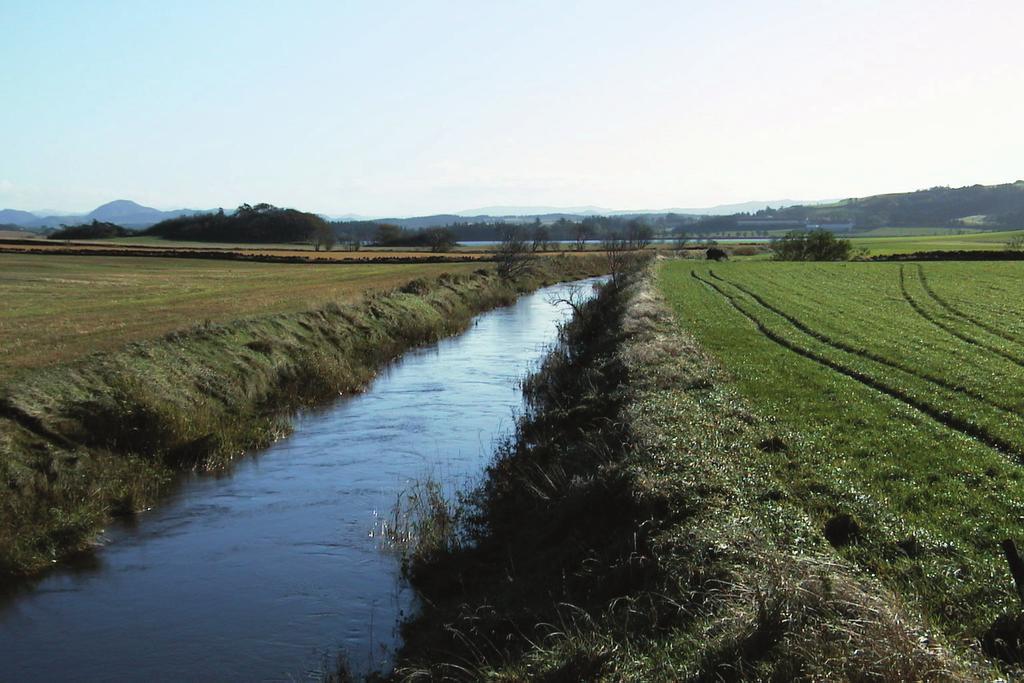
710,270 -> 1024,417
898,266 -> 1024,370
922,262 -> 1024,334
692,270 -> 1024,458
719,265 -> 1024,411
916,264 -> 1024,345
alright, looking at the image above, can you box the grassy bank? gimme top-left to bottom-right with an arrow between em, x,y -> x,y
0,255 -> 606,579
392,267 -> 983,679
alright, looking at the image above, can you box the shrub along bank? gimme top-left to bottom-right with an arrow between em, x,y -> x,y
392,269 -> 986,680
0,256 -> 606,580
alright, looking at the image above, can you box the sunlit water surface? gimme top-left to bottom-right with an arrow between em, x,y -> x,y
0,277 -> 604,682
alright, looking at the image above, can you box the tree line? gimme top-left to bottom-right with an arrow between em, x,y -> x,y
48,220 -> 135,240
331,216 -> 660,250
144,204 -> 335,246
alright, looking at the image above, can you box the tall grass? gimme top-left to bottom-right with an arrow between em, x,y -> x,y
379,479 -> 464,577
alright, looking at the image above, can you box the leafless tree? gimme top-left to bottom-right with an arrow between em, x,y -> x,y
544,282 -> 592,318
574,222 -> 591,251
531,224 -> 551,252
603,233 -> 631,287
626,219 -> 654,250
314,223 -> 336,252
673,229 -> 689,255
496,226 -> 535,279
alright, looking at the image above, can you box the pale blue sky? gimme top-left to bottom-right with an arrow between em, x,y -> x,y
2,1 -> 1023,216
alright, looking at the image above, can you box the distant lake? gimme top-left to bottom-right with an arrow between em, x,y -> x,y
459,238 -> 773,247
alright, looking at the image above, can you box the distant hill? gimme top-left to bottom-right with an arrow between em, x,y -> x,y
456,205 -> 610,217
766,181 -> 1024,229
680,199 -> 837,216
6,181 -> 1024,236
0,200 -> 207,229
0,209 -> 39,225
455,199 -> 829,218
381,214 -> 485,229
85,200 -> 170,224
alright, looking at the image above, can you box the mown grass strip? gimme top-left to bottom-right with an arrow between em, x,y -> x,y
692,270 -> 1023,459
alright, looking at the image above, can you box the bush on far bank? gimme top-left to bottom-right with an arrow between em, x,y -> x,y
772,229 -> 852,261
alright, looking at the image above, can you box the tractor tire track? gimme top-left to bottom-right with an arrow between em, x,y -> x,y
898,266 -> 1024,371
691,270 -> 1022,459
915,264 -> 1024,346
707,270 -> 1022,418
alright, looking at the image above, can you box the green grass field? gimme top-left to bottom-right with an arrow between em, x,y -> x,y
658,259 -> 1024,641
852,226 -> 985,237
850,228 -> 1024,255
0,254 -> 481,383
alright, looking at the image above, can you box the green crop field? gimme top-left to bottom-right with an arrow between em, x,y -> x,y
850,228 -> 1024,255
0,253 -> 481,384
852,226 -> 984,237
658,259 -> 1024,641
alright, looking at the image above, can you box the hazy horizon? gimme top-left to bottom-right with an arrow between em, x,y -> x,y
3,1 -> 1023,216
4,195 -> 841,219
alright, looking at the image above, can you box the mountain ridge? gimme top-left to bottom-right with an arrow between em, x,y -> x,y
4,181 -> 1024,232
455,199 -> 832,217
0,200 -> 207,230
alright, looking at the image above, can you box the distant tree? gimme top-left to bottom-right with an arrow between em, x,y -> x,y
531,224 -> 551,252
423,227 -> 457,252
626,220 -> 654,249
672,227 -> 689,253
551,217 -> 573,243
49,220 -> 133,240
145,203 -> 327,244
496,226 -> 534,279
373,224 -> 404,245
573,222 -> 591,251
313,222 -> 336,251
772,229 -> 852,261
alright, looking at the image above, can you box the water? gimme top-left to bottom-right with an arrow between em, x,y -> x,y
459,238 -> 772,246
0,277 -> 605,682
